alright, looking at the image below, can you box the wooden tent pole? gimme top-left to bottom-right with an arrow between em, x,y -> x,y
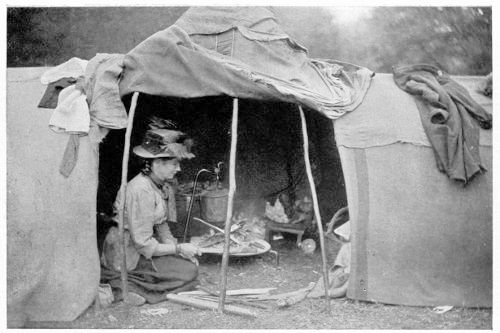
118,91 -> 140,304
298,105 -> 331,310
218,98 -> 239,312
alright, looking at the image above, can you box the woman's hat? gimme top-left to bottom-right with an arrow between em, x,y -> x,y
133,129 -> 195,159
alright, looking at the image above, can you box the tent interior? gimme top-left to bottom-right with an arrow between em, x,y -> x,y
97,94 -> 347,252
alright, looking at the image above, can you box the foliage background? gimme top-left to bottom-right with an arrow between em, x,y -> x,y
7,6 -> 492,75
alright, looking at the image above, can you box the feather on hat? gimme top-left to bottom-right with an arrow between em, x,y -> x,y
133,128 -> 195,159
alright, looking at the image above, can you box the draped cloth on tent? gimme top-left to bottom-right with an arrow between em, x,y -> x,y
119,7 -> 373,119
393,64 -> 492,184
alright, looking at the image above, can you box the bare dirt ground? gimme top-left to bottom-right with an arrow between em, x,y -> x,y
27,238 -> 492,329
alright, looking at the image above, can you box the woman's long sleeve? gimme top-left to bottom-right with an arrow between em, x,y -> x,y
155,222 -> 178,245
126,187 -> 159,259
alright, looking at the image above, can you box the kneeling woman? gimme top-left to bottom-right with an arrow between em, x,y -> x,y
101,129 -> 201,305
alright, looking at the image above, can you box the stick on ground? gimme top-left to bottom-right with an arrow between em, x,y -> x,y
166,293 -> 257,318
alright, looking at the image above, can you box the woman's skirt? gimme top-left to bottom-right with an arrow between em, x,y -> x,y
101,255 -> 199,304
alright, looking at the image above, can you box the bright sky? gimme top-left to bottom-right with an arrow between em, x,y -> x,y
325,6 -> 374,24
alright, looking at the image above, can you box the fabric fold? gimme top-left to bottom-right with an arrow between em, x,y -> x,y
59,134 -> 81,178
84,53 -> 128,129
40,57 -> 88,85
48,84 -> 90,134
119,8 -> 373,119
38,77 -> 76,109
393,64 -> 492,184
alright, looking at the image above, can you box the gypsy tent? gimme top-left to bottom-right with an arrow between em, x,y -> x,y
7,6 -> 491,326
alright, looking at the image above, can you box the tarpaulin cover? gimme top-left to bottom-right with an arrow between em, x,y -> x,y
119,6 -> 373,119
334,74 -> 492,307
7,67 -> 100,326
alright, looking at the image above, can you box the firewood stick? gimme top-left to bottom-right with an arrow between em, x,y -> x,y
298,106 -> 330,311
249,283 -> 315,300
218,98 -> 239,312
197,286 -> 276,296
166,294 -> 256,318
196,286 -> 272,309
180,287 -> 276,297
118,91 -> 139,303
192,295 -> 272,310
226,288 -> 276,295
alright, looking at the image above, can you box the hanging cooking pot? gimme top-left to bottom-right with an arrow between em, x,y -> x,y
200,188 -> 228,223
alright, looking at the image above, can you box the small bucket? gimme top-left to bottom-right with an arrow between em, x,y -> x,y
200,188 -> 228,222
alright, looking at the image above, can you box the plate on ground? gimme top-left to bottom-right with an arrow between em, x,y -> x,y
190,238 -> 271,257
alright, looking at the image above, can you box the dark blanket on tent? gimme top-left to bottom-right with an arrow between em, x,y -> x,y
393,64 -> 492,184
101,255 -> 199,304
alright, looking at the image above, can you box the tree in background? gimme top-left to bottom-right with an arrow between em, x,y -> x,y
7,7 -> 187,67
273,6 -> 491,75
7,6 -> 491,75
357,7 -> 492,75
65,7 -> 188,58
7,8 -> 71,66
272,7 -> 341,58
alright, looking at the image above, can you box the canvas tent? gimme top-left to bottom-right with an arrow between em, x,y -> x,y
7,6 -> 491,327
7,67 -> 100,325
335,74 -> 492,307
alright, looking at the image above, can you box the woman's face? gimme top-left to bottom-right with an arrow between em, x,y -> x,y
151,158 -> 181,181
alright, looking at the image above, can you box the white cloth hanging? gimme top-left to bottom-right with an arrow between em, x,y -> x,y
49,85 -> 90,134
40,57 -> 88,85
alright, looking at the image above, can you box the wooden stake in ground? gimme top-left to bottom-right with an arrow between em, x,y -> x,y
298,105 -> 330,309
117,91 -> 140,304
218,98 -> 239,312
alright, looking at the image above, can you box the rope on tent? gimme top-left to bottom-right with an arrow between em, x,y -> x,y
298,105 -> 331,310
117,91 -> 140,304
218,98 -> 239,313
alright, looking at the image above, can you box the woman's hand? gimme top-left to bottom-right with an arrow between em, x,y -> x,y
178,243 -> 202,265
178,243 -> 201,257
